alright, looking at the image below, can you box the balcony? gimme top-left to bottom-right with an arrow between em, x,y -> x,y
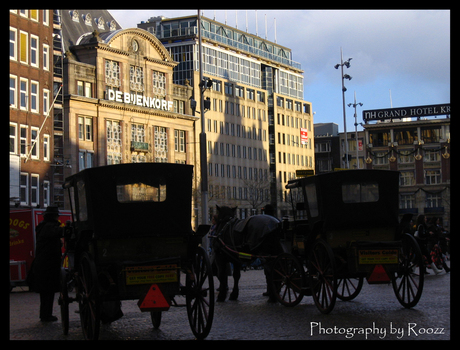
131,141 -> 149,152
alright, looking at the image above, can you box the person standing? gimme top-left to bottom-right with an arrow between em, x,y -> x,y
31,206 -> 62,322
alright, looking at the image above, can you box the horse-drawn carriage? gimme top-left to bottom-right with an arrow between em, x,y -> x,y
59,163 -> 214,340
270,169 -> 424,313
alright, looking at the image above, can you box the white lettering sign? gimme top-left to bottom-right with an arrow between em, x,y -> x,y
107,89 -> 173,111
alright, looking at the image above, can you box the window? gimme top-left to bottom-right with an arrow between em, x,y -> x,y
30,10 -> 39,21
43,181 -> 50,207
20,173 -> 28,205
30,81 -> 39,113
10,123 -> 17,154
131,124 -> 145,143
10,75 -> 17,107
394,128 -> 417,145
305,183 -> 318,217
130,65 -> 144,92
105,60 -> 121,87
152,71 -> 166,97
373,152 -> 388,165
117,181 -> 166,202
154,126 -> 168,163
20,78 -> 28,110
424,150 -> 440,162
20,125 -> 27,156
174,130 -> 185,153
399,171 -> 415,186
369,131 -> 390,147
20,31 -> 28,63
342,182 -> 379,203
42,10 -> 49,26
421,127 -> 441,144
30,35 -> 38,67
10,27 -> 17,61
425,193 -> 442,208
30,127 -> 39,159
31,174 -> 39,206
43,44 -> 49,71
43,134 -> 50,161
400,194 -> 415,209
425,170 -> 441,185
79,150 -> 94,170
398,150 -> 414,163
77,81 -> 92,97
43,89 -> 50,116
78,117 -> 93,141
107,120 -> 122,164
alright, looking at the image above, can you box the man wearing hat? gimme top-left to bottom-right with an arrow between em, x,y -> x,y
32,206 -> 62,322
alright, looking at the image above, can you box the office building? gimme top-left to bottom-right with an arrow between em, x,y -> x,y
139,14 -> 314,218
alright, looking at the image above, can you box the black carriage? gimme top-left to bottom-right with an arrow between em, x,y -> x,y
270,169 -> 424,314
59,163 -> 214,339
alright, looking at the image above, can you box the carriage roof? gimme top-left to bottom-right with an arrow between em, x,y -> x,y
63,163 -> 194,238
286,169 -> 400,232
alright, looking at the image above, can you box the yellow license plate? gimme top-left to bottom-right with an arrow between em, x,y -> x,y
125,264 -> 178,285
358,249 -> 398,264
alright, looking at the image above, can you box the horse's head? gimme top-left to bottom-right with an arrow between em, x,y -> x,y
216,205 -> 237,224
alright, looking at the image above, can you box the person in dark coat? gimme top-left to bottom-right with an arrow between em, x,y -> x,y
32,206 -> 62,322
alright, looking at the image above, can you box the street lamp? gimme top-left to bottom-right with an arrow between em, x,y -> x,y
197,9 -> 213,224
348,91 -> 363,169
334,48 -> 352,168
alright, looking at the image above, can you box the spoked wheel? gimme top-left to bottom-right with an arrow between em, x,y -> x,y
307,239 -> 337,314
392,233 -> 424,308
186,246 -> 214,340
337,276 -> 364,301
270,253 -> 305,307
78,252 -> 101,340
58,267 -> 70,335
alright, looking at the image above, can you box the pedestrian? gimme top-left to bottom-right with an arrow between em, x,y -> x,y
30,206 -> 62,322
429,217 -> 450,273
414,215 -> 441,275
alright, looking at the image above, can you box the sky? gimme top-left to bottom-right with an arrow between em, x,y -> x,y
109,9 -> 450,133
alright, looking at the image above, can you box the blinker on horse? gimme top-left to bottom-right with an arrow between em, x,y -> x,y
211,205 -> 283,302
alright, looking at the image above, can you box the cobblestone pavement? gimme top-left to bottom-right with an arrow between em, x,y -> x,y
10,264 -> 450,341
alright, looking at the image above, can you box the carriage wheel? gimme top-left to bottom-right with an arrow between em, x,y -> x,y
186,246 -> 215,340
392,233 -> 424,308
59,267 -> 70,335
337,276 -> 364,301
78,252 -> 101,340
270,253 -> 305,307
307,239 -> 337,314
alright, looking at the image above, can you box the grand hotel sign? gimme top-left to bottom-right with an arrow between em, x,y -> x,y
363,103 -> 450,123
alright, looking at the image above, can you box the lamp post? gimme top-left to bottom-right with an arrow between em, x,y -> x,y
348,91 -> 363,169
196,9 -> 213,224
334,48 -> 352,168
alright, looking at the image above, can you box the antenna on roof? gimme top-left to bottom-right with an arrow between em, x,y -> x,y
255,10 -> 258,36
246,10 -> 248,32
274,18 -> 277,43
265,14 -> 267,39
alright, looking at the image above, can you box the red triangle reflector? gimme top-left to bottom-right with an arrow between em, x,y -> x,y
138,284 -> 171,312
367,264 -> 391,284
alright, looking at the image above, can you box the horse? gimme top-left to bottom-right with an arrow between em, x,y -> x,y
211,205 -> 283,302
